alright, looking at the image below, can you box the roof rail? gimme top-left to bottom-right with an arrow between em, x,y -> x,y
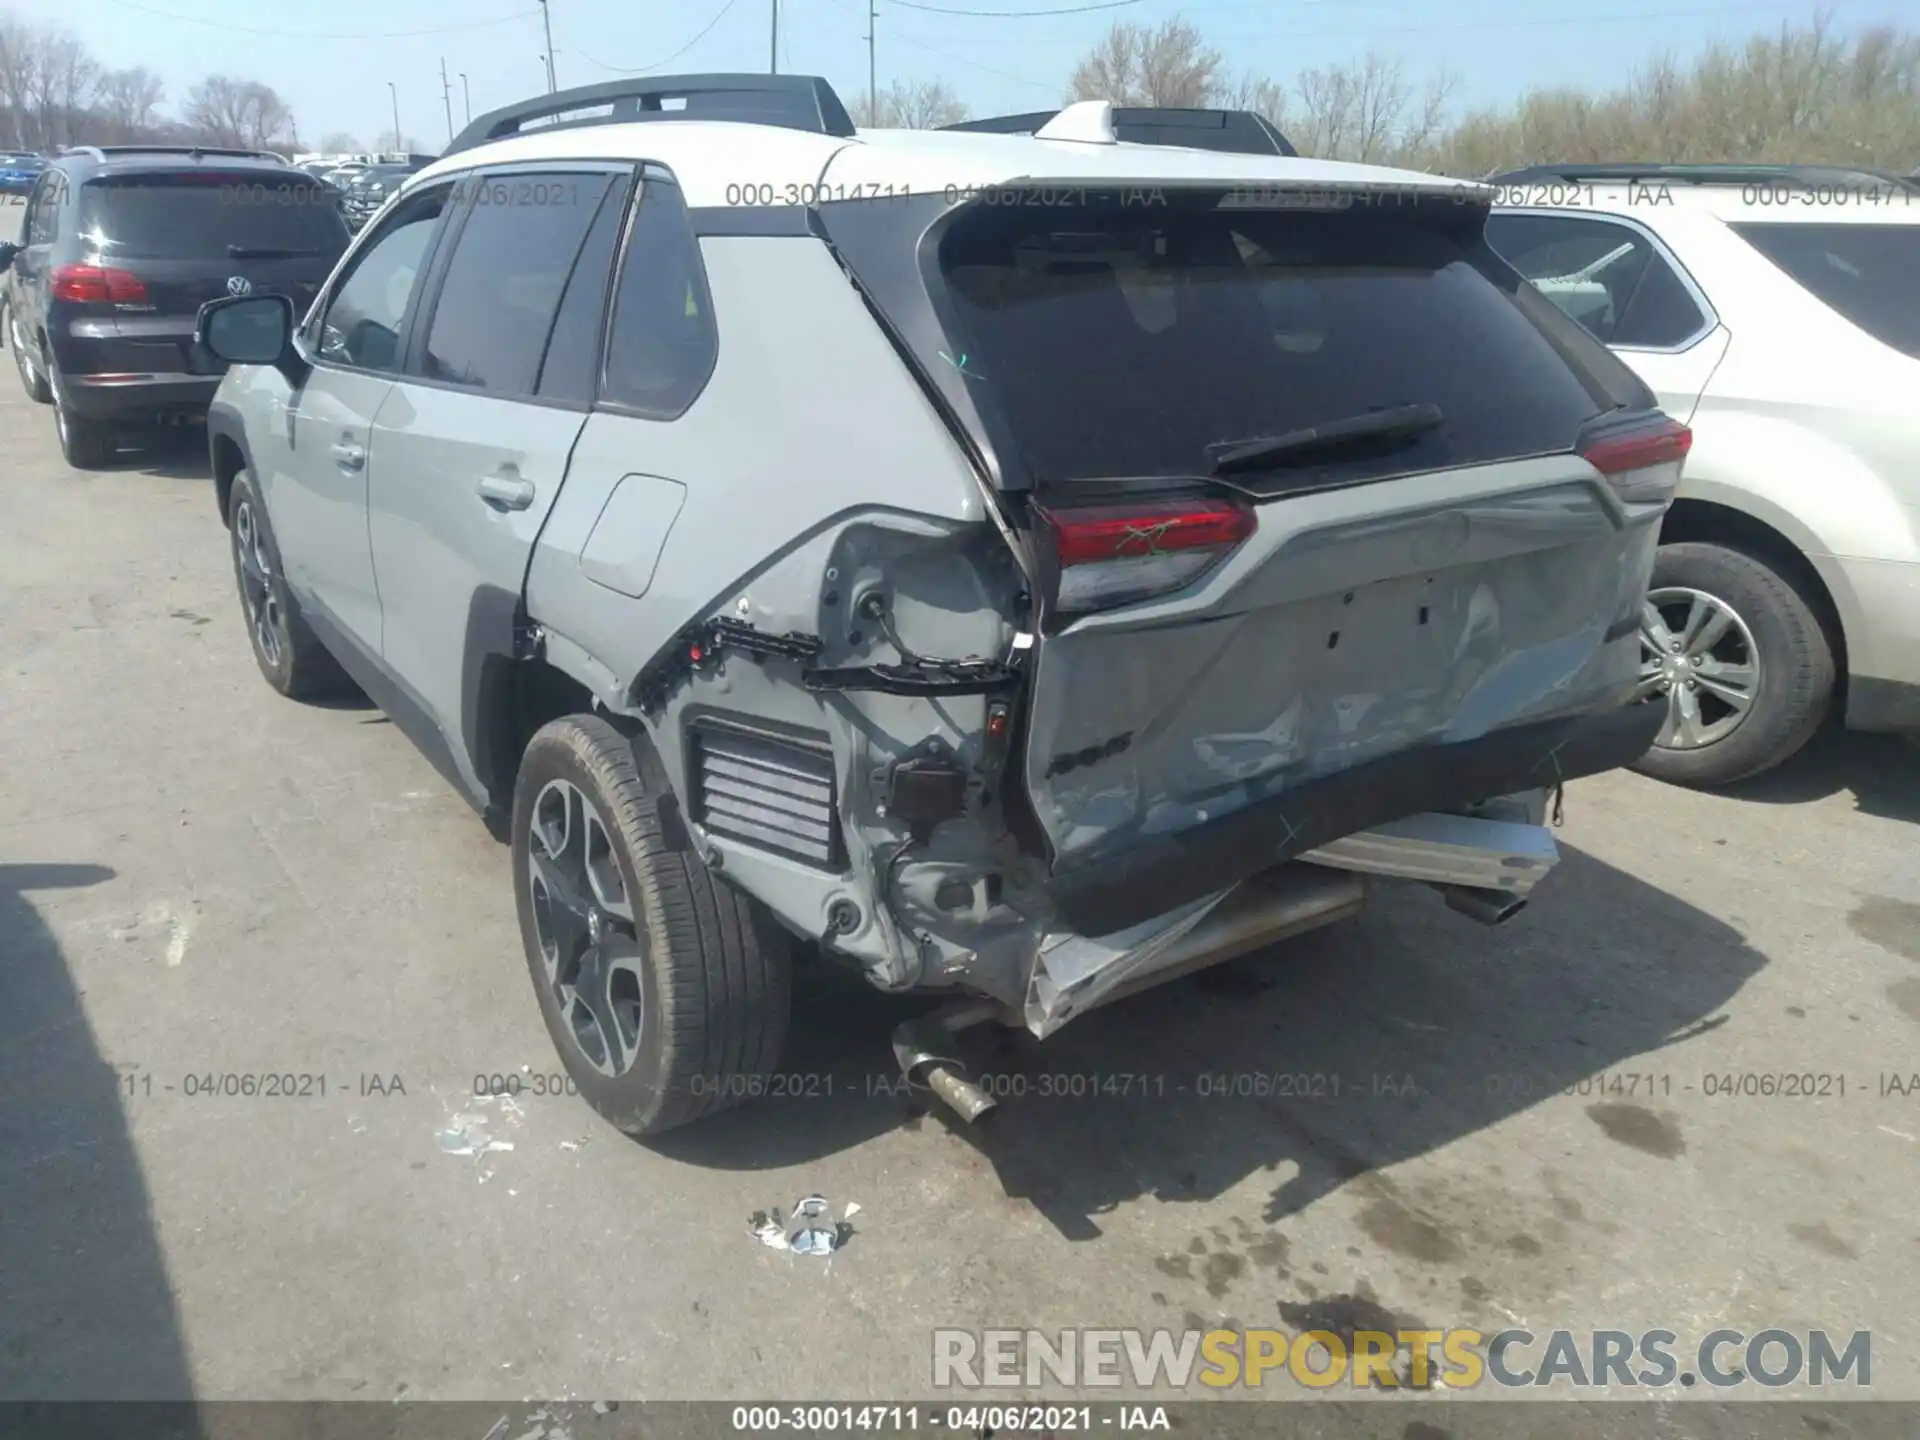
58,145 -> 106,162
445,74 -> 856,157
940,106 -> 1297,158
1490,162 -> 1917,192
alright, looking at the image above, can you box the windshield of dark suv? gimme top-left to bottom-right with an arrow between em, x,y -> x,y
76,172 -> 350,261
922,191 -> 1648,487
1730,221 -> 1920,359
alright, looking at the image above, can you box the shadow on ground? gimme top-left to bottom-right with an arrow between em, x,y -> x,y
656,840 -> 1766,1242
0,863 -> 199,1409
1719,724 -> 1920,824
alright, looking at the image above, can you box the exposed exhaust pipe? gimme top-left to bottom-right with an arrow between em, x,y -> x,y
891,1000 -> 1004,1124
1436,883 -> 1528,926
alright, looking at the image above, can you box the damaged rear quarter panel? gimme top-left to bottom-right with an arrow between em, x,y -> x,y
524,234 -> 1020,967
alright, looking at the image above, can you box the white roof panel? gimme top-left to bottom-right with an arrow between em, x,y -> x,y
406,117 -> 1488,210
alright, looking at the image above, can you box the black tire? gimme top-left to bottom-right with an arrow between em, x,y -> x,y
511,715 -> 793,1138
10,308 -> 51,404
226,468 -> 354,700
54,398 -> 116,469
1631,541 -> 1835,788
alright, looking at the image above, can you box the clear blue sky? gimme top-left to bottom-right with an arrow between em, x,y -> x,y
11,0 -> 1914,148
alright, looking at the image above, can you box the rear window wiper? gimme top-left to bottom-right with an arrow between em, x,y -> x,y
1207,403 -> 1446,474
227,245 -> 327,259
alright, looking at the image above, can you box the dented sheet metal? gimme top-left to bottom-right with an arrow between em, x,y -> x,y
1024,888 -> 1233,1039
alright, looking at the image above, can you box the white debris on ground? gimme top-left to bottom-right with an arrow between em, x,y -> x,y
750,1195 -> 860,1256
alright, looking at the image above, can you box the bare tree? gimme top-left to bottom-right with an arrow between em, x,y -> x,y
93,66 -> 164,143
1068,18 -> 1220,107
8,25 -> 98,151
1215,71 -> 1289,131
372,128 -> 427,154
0,13 -> 36,149
1291,52 -> 1456,164
184,75 -> 294,149
318,129 -> 364,155
853,77 -> 968,129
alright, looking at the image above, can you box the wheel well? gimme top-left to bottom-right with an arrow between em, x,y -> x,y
1660,499 -> 1849,679
477,655 -> 596,819
212,434 -> 246,526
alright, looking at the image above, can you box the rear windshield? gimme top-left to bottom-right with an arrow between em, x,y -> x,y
930,194 -> 1643,486
79,174 -> 350,261
1730,222 -> 1920,359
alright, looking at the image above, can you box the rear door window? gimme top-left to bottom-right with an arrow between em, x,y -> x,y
933,194 -> 1644,487
1730,221 -> 1920,359
1485,212 -> 1708,349
78,174 -> 349,260
417,171 -> 616,397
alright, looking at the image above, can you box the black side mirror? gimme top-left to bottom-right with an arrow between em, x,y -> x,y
195,293 -> 307,384
0,241 -> 17,273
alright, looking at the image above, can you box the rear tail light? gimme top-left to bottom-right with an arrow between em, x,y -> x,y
1580,415 -> 1691,506
1036,497 -> 1256,614
51,264 -> 148,304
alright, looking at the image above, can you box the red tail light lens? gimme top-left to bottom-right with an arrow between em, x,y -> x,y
51,264 -> 149,304
1036,498 -> 1256,614
1579,416 -> 1691,505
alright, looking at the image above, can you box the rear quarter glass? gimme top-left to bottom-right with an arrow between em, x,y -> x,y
1729,220 -> 1920,359
824,187 -> 1654,491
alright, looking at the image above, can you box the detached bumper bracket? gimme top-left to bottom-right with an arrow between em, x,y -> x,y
1047,700 -> 1665,937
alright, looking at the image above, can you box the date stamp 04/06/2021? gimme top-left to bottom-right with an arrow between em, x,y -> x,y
106,1065 -> 1920,1104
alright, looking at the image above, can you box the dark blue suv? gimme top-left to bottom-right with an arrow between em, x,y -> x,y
0,146 -> 350,467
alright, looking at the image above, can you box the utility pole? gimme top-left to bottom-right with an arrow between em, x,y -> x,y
388,81 -> 401,153
460,73 -> 471,124
769,0 -> 778,74
538,0 -> 557,93
866,0 -> 877,124
440,58 -> 454,143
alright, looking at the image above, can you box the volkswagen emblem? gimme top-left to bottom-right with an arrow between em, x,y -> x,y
226,275 -> 252,296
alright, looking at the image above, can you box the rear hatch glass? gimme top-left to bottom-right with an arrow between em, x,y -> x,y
1730,221 -> 1920,359
79,173 -> 349,261
929,192 -> 1644,491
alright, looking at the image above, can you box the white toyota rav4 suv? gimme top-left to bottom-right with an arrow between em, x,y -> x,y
1488,164 -> 1920,785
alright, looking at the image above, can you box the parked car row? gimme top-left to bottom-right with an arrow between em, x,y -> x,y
0,145 -> 353,466
0,150 -> 49,195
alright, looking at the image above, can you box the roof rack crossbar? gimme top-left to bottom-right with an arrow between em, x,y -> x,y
445,74 -> 856,157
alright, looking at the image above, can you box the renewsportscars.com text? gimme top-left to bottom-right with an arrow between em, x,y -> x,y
932,1326 -> 1872,1390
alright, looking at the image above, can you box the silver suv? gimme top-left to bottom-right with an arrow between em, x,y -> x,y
196,75 -> 1673,1136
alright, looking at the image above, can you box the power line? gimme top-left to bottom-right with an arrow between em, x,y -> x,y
565,0 -> 743,75
1210,0 -> 1832,43
89,0 -> 541,40
884,0 -> 1141,15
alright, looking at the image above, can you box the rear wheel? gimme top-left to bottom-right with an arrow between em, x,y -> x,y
9,308 -> 50,404
227,469 -> 354,700
1631,541 -> 1835,787
54,394 -> 116,469
511,715 -> 793,1138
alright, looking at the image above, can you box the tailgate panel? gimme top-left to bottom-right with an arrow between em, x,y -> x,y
1023,463 -> 1652,870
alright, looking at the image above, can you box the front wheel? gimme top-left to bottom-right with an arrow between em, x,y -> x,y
1630,541 -> 1835,787
511,716 -> 793,1138
227,469 -> 354,700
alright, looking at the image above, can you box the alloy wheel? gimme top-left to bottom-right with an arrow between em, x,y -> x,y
526,778 -> 647,1077
232,499 -> 284,670
1635,586 -> 1761,751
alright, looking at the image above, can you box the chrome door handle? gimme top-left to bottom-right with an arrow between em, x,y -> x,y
331,440 -> 365,472
477,473 -> 536,511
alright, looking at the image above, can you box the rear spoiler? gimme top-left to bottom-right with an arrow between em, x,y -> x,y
942,106 -> 1297,158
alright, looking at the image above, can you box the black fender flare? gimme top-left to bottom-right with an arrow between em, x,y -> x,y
206,400 -> 254,528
